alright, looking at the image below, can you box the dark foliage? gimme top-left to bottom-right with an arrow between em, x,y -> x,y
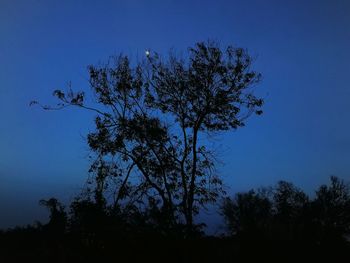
22,41 -> 350,261
1,177 -> 349,262
222,176 -> 350,245
32,40 -> 263,233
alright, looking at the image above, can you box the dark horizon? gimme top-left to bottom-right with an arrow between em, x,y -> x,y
1,0 -> 350,231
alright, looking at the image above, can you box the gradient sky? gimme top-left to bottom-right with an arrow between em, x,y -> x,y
0,0 -> 349,230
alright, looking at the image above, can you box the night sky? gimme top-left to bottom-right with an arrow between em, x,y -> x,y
1,0 -> 349,231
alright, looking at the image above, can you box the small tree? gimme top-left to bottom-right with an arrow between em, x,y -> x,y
273,181 -> 309,222
34,41 -> 263,232
312,176 -> 350,241
272,181 -> 309,240
39,198 -> 67,235
221,190 -> 272,237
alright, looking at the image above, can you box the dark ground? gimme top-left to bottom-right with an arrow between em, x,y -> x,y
1,229 -> 349,263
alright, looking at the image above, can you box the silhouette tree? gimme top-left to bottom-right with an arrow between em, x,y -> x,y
312,176 -> 350,242
33,41 -> 263,233
271,181 -> 309,240
222,176 -> 350,248
222,181 -> 312,239
39,198 -> 67,235
221,190 -> 272,238
39,197 -> 67,259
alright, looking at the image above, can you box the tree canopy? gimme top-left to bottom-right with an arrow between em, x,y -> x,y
33,41 -> 263,233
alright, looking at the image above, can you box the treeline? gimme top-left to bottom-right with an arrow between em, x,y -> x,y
1,176 -> 349,262
222,176 -> 350,242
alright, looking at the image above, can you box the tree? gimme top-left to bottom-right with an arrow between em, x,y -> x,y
221,181 -> 310,240
271,181 -> 309,240
39,198 -> 67,235
221,190 -> 272,238
273,181 -> 309,221
34,41 -> 263,233
312,176 -> 350,242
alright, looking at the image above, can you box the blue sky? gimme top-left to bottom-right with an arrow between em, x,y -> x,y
0,0 -> 349,229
